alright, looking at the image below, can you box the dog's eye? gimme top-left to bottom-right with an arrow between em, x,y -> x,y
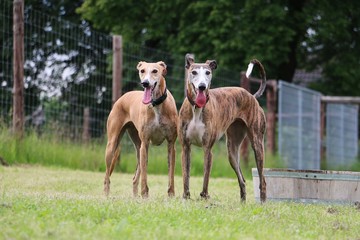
205,71 -> 211,75
191,71 -> 197,75
152,69 -> 158,74
140,69 -> 145,73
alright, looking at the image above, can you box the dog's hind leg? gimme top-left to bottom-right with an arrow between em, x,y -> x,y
104,111 -> 127,196
248,127 -> 267,203
226,121 -> 247,202
127,124 -> 141,197
104,133 -> 123,196
167,141 -> 176,197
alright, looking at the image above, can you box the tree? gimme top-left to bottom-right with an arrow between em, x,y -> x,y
302,0 -> 360,96
78,0 -> 360,95
78,0 -> 307,79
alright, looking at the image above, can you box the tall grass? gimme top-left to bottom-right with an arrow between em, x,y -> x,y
0,129 -> 283,179
0,129 -> 105,171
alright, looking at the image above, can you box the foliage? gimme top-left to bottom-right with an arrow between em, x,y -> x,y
78,0 -> 360,95
77,0 -> 300,78
1,166 -> 360,239
303,0 -> 360,96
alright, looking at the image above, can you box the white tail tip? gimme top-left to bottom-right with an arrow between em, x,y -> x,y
246,62 -> 254,78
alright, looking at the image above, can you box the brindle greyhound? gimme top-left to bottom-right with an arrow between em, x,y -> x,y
178,54 -> 267,202
104,61 -> 178,198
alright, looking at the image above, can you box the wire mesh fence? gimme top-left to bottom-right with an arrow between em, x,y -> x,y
326,103 -> 359,168
278,81 -> 359,170
278,80 -> 322,170
1,0 -> 250,142
0,0 -> 13,126
23,5 -> 113,140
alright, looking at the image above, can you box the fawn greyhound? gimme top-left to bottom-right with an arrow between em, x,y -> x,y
178,54 -> 267,202
104,61 -> 178,198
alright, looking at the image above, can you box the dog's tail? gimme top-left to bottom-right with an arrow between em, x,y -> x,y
245,59 -> 267,99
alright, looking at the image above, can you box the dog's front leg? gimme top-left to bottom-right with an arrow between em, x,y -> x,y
140,141 -> 149,198
167,141 -> 176,197
200,148 -> 213,199
181,142 -> 191,199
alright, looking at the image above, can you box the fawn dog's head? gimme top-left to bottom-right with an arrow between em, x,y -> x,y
137,61 -> 167,105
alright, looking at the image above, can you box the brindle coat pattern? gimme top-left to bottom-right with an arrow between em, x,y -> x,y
178,55 -> 267,202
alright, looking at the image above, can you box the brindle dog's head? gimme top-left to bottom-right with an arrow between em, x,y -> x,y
185,54 -> 217,108
137,61 -> 167,105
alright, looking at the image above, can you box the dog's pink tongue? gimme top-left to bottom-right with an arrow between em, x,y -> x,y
196,91 -> 207,108
142,87 -> 152,104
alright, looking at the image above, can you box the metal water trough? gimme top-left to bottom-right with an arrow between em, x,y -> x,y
252,168 -> 360,203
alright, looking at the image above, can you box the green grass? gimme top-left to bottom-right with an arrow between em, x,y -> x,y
1,165 -> 360,239
0,130 -> 105,171
0,129 -> 282,180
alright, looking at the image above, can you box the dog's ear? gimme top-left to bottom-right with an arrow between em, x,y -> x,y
206,60 -> 217,70
137,61 -> 145,70
157,61 -> 167,76
185,53 -> 195,69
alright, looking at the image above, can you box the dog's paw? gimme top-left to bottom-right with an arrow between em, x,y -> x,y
141,186 -> 149,198
200,192 -> 210,200
183,191 -> 191,199
260,192 -> 267,203
168,190 -> 175,198
103,185 -> 110,197
141,192 -> 149,199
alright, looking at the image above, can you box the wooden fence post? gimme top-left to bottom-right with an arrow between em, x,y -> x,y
240,73 -> 277,158
240,72 -> 250,165
266,80 -> 277,155
13,0 -> 24,138
112,35 -> 123,105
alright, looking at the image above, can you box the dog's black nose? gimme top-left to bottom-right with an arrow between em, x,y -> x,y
198,83 -> 206,91
141,80 -> 150,88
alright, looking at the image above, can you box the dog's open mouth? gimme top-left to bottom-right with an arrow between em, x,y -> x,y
195,90 -> 207,108
142,82 -> 157,104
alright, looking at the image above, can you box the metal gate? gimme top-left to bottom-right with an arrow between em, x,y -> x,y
278,81 -> 321,170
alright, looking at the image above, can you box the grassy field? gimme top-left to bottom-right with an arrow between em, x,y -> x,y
1,165 -> 360,240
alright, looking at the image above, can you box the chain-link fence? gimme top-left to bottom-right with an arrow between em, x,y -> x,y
278,81 -> 322,170
326,103 -> 359,168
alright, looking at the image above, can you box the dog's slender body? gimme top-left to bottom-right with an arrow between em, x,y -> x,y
178,54 -> 267,202
104,61 -> 178,198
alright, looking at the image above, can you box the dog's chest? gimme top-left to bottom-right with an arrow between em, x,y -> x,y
186,109 -> 205,146
147,108 -> 167,145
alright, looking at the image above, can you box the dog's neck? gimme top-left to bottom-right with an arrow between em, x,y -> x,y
151,76 -> 167,107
